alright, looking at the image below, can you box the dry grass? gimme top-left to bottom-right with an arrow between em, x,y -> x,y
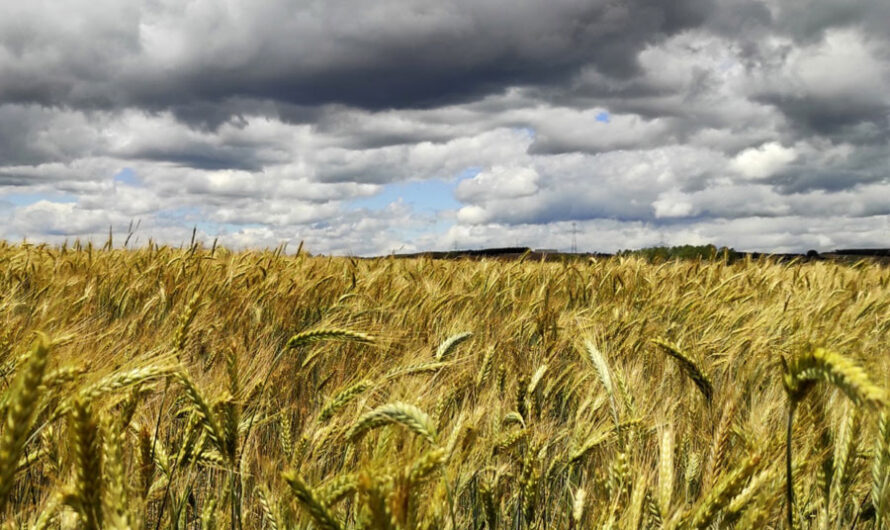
0,241 -> 889,528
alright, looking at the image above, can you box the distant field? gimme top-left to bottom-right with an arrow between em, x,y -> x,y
2,241 -> 890,528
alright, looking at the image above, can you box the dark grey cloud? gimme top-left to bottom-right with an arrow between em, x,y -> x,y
769,0 -> 890,42
754,93 -> 890,141
1,0 -> 712,117
768,143 -> 890,194
0,105 -> 106,166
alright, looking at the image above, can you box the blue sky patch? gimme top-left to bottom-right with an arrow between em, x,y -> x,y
595,111 -> 611,123
113,168 -> 141,186
349,179 -> 459,213
515,127 -> 536,139
157,205 -> 202,220
349,167 -> 482,214
455,166 -> 482,182
2,192 -> 78,206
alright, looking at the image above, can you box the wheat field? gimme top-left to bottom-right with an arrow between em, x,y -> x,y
1,240 -> 890,528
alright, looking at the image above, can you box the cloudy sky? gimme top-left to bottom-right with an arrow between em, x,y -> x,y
1,0 -> 888,255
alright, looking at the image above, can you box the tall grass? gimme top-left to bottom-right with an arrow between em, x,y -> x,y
0,241 -> 889,527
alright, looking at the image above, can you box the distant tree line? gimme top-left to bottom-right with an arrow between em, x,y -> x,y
618,244 -> 739,262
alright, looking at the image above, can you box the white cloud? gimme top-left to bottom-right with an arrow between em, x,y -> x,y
730,142 -> 797,179
8,200 -> 117,237
789,29 -> 889,105
455,165 -> 540,201
653,191 -> 695,218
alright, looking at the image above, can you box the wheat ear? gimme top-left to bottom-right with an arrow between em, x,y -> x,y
283,471 -> 343,530
174,372 -> 226,455
347,402 -> 437,443
172,291 -> 202,351
829,405 -> 860,520
688,452 -> 761,529
652,339 -> 713,403
572,487 -> 586,528
583,341 -> 621,437
407,447 -> 447,484
476,346 -> 495,387
77,365 -> 177,407
318,380 -> 373,423
285,328 -> 374,350
101,416 -> 129,528
0,333 -> 50,512
783,348 -> 885,408
435,331 -> 472,360
70,398 -> 103,529
658,425 -> 675,517
256,486 -> 281,530
873,410 -> 890,527
385,361 -> 450,380
706,395 -> 737,487
318,473 -> 359,507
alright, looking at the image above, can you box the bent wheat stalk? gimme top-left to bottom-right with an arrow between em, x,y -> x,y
781,348 -> 886,529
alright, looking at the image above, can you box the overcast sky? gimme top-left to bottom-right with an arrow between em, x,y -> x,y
1,0 -> 888,255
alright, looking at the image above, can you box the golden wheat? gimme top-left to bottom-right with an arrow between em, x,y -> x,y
0,242 -> 887,527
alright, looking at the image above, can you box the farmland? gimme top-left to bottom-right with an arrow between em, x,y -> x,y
1,241 -> 890,528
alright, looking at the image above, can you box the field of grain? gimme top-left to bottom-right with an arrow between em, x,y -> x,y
1,241 -> 890,528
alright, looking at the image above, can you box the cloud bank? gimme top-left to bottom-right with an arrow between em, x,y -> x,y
0,0 -> 888,254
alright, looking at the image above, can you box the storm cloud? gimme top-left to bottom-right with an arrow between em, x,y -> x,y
0,0 -> 888,254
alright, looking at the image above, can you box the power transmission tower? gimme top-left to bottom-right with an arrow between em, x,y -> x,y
571,222 -> 578,254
